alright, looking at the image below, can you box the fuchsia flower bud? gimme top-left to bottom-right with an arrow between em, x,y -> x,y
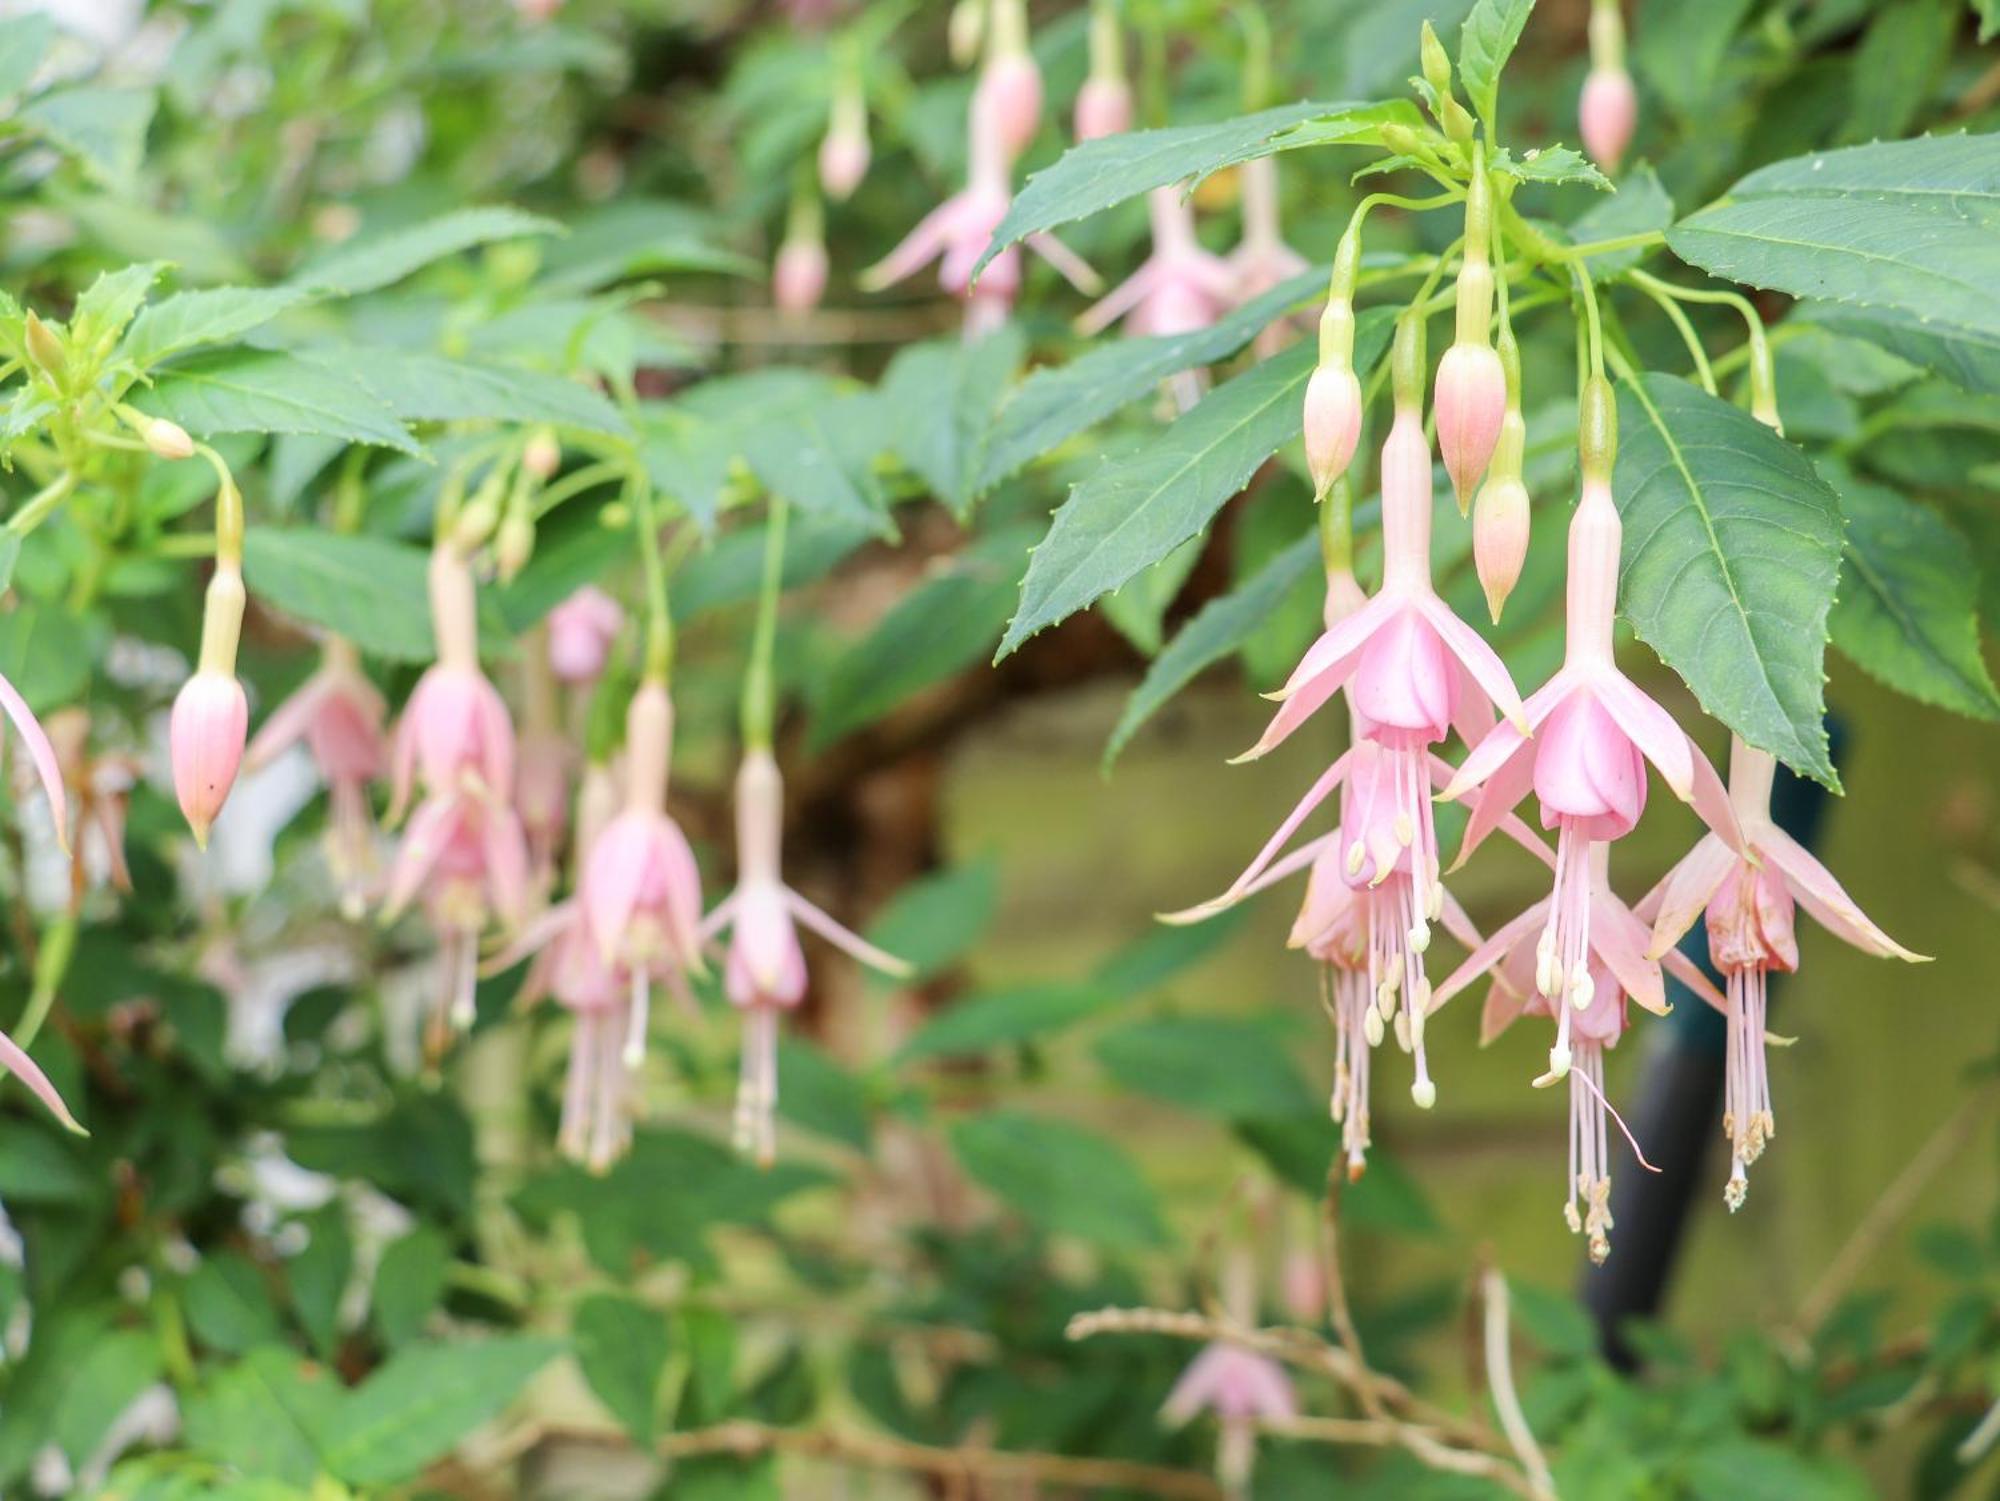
1434,164 -> 1505,507
144,417 -> 194,462
1073,76 -> 1132,141
1303,230 -> 1363,498
547,586 -> 625,685
818,82 -> 871,200
172,542 -> 249,849
773,237 -> 829,316
972,0 -> 1042,163
521,429 -> 560,481
1472,397 -> 1530,623
1580,1 -> 1637,172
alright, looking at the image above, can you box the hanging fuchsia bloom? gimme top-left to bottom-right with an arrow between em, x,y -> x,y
245,638 -> 388,917
1161,1251 -> 1297,1496
1444,380 -> 1740,1042
1078,188 -> 1238,342
1239,320 -> 1527,1086
384,547 -> 531,1048
547,586 -> 625,685
1228,157 -> 1308,327
773,236 -> 829,316
1074,75 -> 1131,141
1644,740 -> 1925,1209
488,764 -> 632,1169
171,544 -> 250,848
580,679 -> 703,1069
702,748 -> 909,1166
971,0 -> 1042,160
819,77 -> 870,201
1167,565 -> 1542,1135
1435,843 -> 1723,1261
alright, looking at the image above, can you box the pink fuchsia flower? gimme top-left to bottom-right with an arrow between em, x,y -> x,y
1434,163 -> 1504,509
547,586 -> 625,686
971,0 -> 1042,161
819,80 -> 870,201
1074,75 -> 1132,141
245,639 -> 388,917
702,748 -> 909,1165
1471,400 -> 1530,624
1078,188 -> 1238,341
1443,380 -> 1740,1038
773,237 -> 829,317
388,552 -> 515,825
1241,322 -> 1527,1044
1227,158 -> 1309,358
580,680 -> 704,1069
1642,739 -> 1925,1209
1434,843 -> 1723,1262
171,557 -> 250,849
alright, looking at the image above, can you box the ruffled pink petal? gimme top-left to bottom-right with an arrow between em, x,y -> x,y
244,672 -> 333,772
1441,669 -> 1573,803
1431,897 -> 1549,1010
381,795 -> 462,920
786,887 -> 913,976
0,1030 -> 83,1133
1761,826 -> 1926,961
482,807 -> 532,931
1591,668 -> 1693,799
1351,611 -> 1453,739
1414,591 -> 1526,730
0,672 -> 68,853
1589,890 -> 1665,1015
1643,834 -> 1734,959
582,813 -> 655,962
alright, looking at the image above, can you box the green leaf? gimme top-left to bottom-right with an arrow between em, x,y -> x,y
0,13 -> 52,101
1633,0 -> 1753,117
1613,372 -> 1845,787
242,530 -> 435,662
185,1253 -> 284,1355
325,349 -> 630,436
999,309 -> 1392,660
183,1347 -> 341,1488
0,603 -> 92,714
1457,0 -> 1535,132
1822,466 -> 2000,720
976,101 -> 1409,276
881,328 -> 1025,516
574,1294 -> 670,1446
292,206 -> 562,296
1105,532 -> 1318,767
371,1227 -> 450,1348
1797,301 -> 2000,395
1684,1440 -> 1872,1501
1980,0 -> 2000,43
1099,536 -> 1202,656
1094,1015 -> 1316,1119
1497,145 -> 1611,191
739,391 -> 892,533
138,349 -> 420,455
70,262 -> 166,358
1091,907 -> 1246,994
978,267 -> 1323,494
897,983 -> 1117,1064
948,1111 -> 1168,1250
122,286 -> 311,370
319,1336 -> 562,1486
288,1208 -> 353,1359
0,1120 -> 94,1205
1843,0 -> 1953,145
1669,135 -> 2000,354
811,527 -> 1033,748
535,198 -> 757,293
862,858 -> 999,984
1566,162 -> 1673,276
18,86 -> 155,187
53,1330 -> 163,1467
773,1038 -> 872,1150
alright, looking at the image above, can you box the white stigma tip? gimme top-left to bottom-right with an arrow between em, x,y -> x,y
1411,1079 -> 1437,1110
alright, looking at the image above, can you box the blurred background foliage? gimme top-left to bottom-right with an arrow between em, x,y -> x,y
0,0 -> 1995,1498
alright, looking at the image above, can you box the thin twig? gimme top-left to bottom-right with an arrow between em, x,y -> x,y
1795,1082 -> 2000,1335
1320,1167 -> 1387,1419
1481,1265 -> 1557,1500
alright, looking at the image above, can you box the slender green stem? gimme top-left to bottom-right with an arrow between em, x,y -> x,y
532,458 -> 625,520
4,471 -> 77,536
1562,229 -> 1666,261
1572,260 -> 1604,384
1626,268 -> 1761,331
740,498 -> 789,751
1624,277 -> 1716,394
625,462 -> 674,682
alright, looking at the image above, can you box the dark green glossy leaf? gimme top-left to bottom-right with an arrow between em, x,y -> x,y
319,1336 -> 562,1486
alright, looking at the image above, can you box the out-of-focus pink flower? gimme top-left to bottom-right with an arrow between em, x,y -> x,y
514,0 -> 562,21
1162,1341 -> 1297,1426
774,237 -> 829,316
1435,843 -> 1721,1261
547,586 -> 624,686
1078,188 -> 1238,341
1643,740 -> 1924,1208
1580,68 -> 1637,173
516,727 -> 571,881
580,681 -> 703,1069
45,710 -> 131,893
246,639 -> 388,916
702,748 -> 908,1165
819,83 -> 870,200
1074,75 -> 1132,141
1228,157 -> 1309,357
972,0 -> 1042,160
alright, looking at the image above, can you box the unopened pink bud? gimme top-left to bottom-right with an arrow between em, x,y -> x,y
146,418 -> 195,462
1303,363 -> 1363,499
1073,76 -> 1131,141
1434,341 -> 1507,509
818,128 -> 870,201
547,586 -> 624,684
171,669 -> 248,847
1473,474 -> 1531,624
973,52 -> 1043,162
1580,67 -> 1637,173
773,239 -> 829,316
